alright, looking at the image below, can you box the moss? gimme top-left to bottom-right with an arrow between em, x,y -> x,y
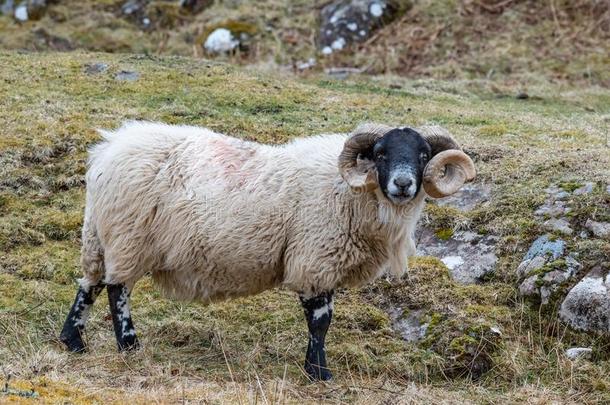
559,181 -> 582,193
435,228 -> 454,240
478,124 -> 508,137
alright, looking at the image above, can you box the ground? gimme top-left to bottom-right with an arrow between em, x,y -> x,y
0,51 -> 609,403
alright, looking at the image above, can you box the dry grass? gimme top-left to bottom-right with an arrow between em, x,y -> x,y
0,50 -> 609,403
0,1 -> 608,85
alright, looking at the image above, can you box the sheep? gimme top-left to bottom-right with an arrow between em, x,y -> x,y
60,121 -> 475,381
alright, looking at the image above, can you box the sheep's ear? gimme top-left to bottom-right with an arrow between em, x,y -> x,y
339,123 -> 393,192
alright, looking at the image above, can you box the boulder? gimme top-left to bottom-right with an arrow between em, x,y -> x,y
318,0 -> 399,55
417,229 -> 498,284
559,265 -> 610,334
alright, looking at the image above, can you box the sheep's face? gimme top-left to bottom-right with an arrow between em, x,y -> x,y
363,128 -> 432,205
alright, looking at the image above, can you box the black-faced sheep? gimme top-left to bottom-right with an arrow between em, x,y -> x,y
60,122 -> 475,381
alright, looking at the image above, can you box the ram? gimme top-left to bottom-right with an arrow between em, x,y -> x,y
60,121 -> 475,380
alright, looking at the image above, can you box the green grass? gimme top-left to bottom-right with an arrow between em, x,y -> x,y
0,51 -> 609,403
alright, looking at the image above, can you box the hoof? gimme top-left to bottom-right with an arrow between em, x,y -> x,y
59,330 -> 87,353
305,363 -> 333,381
117,335 -> 140,352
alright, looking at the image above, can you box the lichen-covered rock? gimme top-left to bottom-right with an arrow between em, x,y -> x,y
416,229 -> 498,284
387,307 -> 428,342
319,0 -> 399,55
559,265 -> 610,334
435,183 -> 492,212
543,217 -> 573,235
13,0 -> 48,21
585,219 -> 610,240
516,235 -> 582,305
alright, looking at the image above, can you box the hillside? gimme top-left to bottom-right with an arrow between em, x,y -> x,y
0,51 -> 609,403
0,0 -> 608,85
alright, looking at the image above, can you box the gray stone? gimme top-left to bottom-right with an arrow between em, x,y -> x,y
84,63 -> 109,75
523,235 -> 565,261
519,275 -> 538,298
565,347 -> 593,360
416,228 -> 497,284
434,183 -> 492,212
573,182 -> 594,195
388,308 -> 428,342
179,0 -> 213,14
543,218 -> 573,235
585,219 -> 610,240
559,266 -> 610,334
319,0 -> 398,55
516,256 -> 546,279
115,70 -> 140,81
534,200 -> 570,217
606,184 -> 610,194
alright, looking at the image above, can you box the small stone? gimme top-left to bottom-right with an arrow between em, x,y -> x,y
523,235 -> 565,261
84,62 -> 109,75
543,218 -> 573,235
565,347 -> 593,360
573,182 -> 594,195
369,2 -> 383,17
204,28 -> 239,53
585,219 -> 610,240
331,37 -> 346,50
322,46 -> 333,55
115,70 -> 139,81
606,184 -> 610,194
516,92 -> 529,99
554,191 -> 571,200
490,326 -> 502,336
519,275 -> 538,298
14,1 -> 27,21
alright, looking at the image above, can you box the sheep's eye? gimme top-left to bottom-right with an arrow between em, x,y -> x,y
419,152 -> 429,162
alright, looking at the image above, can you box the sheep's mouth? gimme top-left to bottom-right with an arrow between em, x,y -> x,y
387,191 -> 414,205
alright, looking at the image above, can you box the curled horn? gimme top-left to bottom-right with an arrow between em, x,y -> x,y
417,126 -> 476,198
338,123 -> 393,191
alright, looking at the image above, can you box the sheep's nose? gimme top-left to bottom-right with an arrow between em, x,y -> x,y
393,176 -> 412,190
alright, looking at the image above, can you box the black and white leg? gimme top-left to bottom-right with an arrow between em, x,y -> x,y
60,282 -> 105,352
107,283 -> 139,351
300,291 -> 334,381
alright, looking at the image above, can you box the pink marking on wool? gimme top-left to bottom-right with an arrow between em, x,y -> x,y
209,138 -> 256,189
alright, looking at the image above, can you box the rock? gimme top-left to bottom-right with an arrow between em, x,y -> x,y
585,219 -> 610,240
1,0 -> 14,16
204,28 -> 239,54
534,200 -> 570,217
543,217 -> 573,235
523,235 -> 565,262
516,255 -> 546,278
573,182 -> 594,195
417,229 -> 498,284
559,266 -> 610,333
13,1 -> 26,21
434,183 -> 492,212
319,0 -> 398,55
516,92 -> 529,100
84,62 -> 109,75
518,275 -> 538,298
387,308 -> 428,342
517,235 -> 581,304
115,70 -> 139,81
295,58 -> 316,71
121,0 -> 145,16
606,184 -> 610,194
565,347 -> 593,360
